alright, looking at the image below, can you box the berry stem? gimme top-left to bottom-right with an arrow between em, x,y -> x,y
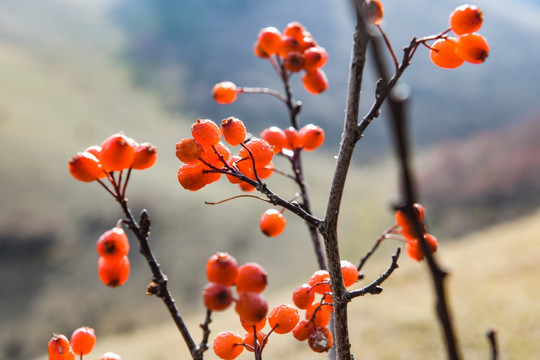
376,24 -> 399,71
238,86 -> 288,105
357,223 -> 399,272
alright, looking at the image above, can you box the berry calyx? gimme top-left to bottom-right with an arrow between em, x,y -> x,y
96,227 -> 130,260
455,33 -> 489,64
213,82 -> 238,105
430,37 -> 464,69
236,262 -> 268,293
100,133 -> 137,171
191,119 -> 221,148
97,255 -> 130,287
213,331 -> 244,360
70,326 -> 96,356
450,4 -> 483,36
302,68 -> 328,94
206,252 -> 239,286
202,283 -> 234,311
259,209 -> 286,237
235,291 -> 268,323
268,304 -> 300,334
221,117 -> 247,147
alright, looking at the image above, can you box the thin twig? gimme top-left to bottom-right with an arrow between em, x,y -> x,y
357,223 -> 399,272
487,328 -> 499,360
349,247 -> 400,299
205,194 -> 270,205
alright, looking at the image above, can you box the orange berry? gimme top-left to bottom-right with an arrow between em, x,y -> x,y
238,181 -> 256,192
253,41 -> 270,58
239,138 -> 274,168
201,142 -> 231,168
298,124 -> 325,151
430,37 -> 464,69
213,81 -> 238,105
292,284 -> 315,309
243,331 -> 267,353
298,34 -> 318,52
455,33 -> 489,64
308,326 -> 333,353
240,316 -> 267,332
260,126 -> 287,154
395,203 -> 426,239
292,320 -> 315,341
221,117 -> 247,146
284,51 -> 305,72
96,227 -> 129,259
256,162 -> 274,180
236,262 -> 267,293
177,163 -> 207,191
283,22 -> 305,42
176,138 -> 204,164
257,27 -> 282,55
309,270 -> 331,294
68,152 -> 104,182
48,334 -> 75,360
278,35 -> 301,58
70,326 -> 96,356
449,4 -> 483,36
364,0 -> 384,25
191,118 -> 221,148
305,302 -> 332,328
268,304 -> 300,334
132,142 -> 157,170
405,233 -> 438,261
206,252 -> 239,286
100,133 -> 136,171
202,283 -> 234,311
213,331 -> 244,360
235,291 -> 268,323
259,209 -> 286,237
97,255 -> 130,287
302,69 -> 328,94
340,260 -> 359,287
303,46 -> 328,70
98,353 -> 122,360
83,146 -> 108,179
283,127 -> 300,150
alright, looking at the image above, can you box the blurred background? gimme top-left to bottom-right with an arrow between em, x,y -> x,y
1,0 -> 539,359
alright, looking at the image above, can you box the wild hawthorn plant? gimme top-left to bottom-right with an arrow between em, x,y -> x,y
56,2 -> 493,360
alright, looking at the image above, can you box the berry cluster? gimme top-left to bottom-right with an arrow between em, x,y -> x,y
430,4 -> 489,69
68,133 -> 157,183
289,262 -> 359,353
96,226 -> 130,287
394,203 -> 438,261
48,326 -> 117,360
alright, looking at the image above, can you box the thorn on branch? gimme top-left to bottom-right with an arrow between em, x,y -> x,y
140,209 -> 151,238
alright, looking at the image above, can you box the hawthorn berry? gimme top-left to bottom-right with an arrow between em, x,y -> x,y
405,233 -> 438,261
239,138 -> 274,168
284,51 -> 305,72
449,4 -> 483,36
302,68 -> 328,94
308,270 -> 331,294
100,133 -> 137,171
455,33 -> 489,64
97,255 -> 130,287
298,124 -> 325,151
98,353 -> 122,360
257,27 -> 282,55
175,138 -> 204,164
260,126 -> 287,154
341,260 -> 359,287
220,117 -> 247,147
268,304 -> 300,334
292,284 -> 315,309
303,46 -> 328,70
96,227 -> 129,259
395,203 -> 426,239
240,316 -> 267,332
305,302 -> 332,328
132,142 -> 157,170
283,127 -> 300,150
235,291 -> 268,323
253,42 -> 270,58
255,162 -> 274,180
191,119 -> 221,148
202,283 -> 234,311
68,152 -> 103,182
48,334 -> 75,360
283,22 -> 305,42
278,35 -> 301,58
364,0 -> 384,25
206,252 -> 239,286
213,331 -> 244,360
201,142 -> 231,168
213,81 -> 238,105
236,262 -> 268,293
292,320 -> 315,341
430,38 -> 464,69
308,326 -> 333,353
259,209 -> 286,237
70,326 -> 96,356
243,331 -> 267,352
177,163 -> 207,191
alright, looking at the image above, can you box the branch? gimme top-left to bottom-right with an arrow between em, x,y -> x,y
349,247 -> 400,299
486,328 -> 499,360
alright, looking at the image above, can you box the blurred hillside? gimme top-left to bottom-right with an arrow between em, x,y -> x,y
0,0 -> 539,359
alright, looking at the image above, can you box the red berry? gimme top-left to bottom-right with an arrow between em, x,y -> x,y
177,163 -> 208,191
283,22 -> 305,42
70,326 -> 96,356
206,252 -> 239,286
176,138 -> 204,164
268,304 -> 300,334
364,0 -> 384,25
308,270 -> 331,294
292,284 -> 315,309
100,133 -> 137,171
191,119 -> 221,148
97,255 -> 130,287
239,138 -> 274,168
277,35 -> 301,58
132,142 -> 157,170
305,302 -> 332,328
430,37 -> 464,69
202,283 -> 234,311
284,51 -> 305,72
48,334 -> 75,360
449,5 -> 483,36
68,152 -> 104,182
201,142 -> 231,168
260,127 -> 287,154
236,262 -> 267,293
213,331 -> 244,360
259,209 -> 286,237
257,27 -> 282,55
292,320 -> 315,341
405,233 -> 438,262
302,69 -> 328,94
253,41 -> 270,58
213,82 -> 238,105
303,46 -> 328,70
283,127 -> 300,150
235,291 -> 268,323
243,330 -> 267,352
340,260 -> 359,287
98,353 -> 122,360
298,124 -> 325,151
455,33 -> 489,64
240,316 -> 267,332
308,326 -> 333,353
221,117 -> 247,146
96,227 -> 129,259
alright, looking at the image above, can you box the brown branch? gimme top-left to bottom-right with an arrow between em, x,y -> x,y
487,328 -> 499,360
357,224 -> 399,272
349,247 -> 400,299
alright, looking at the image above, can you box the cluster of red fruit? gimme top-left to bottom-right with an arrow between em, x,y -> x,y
68,133 -> 157,183
48,326 -> 119,360
204,252 -> 303,359
430,4 -> 489,69
395,203 -> 438,261
289,261 -> 359,353
96,226 -> 130,287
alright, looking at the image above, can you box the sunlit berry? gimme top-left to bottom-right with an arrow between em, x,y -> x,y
278,35 -> 301,58
132,142 -> 157,170
213,82 -> 238,105
97,255 -> 130,287
283,127 -> 300,150
308,326 -> 333,353
292,320 -> 315,341
239,138 -> 274,168
236,262 -> 267,293
201,142 -> 231,168
48,334 -> 75,360
309,270 -> 331,294
255,162 -> 274,180
303,46 -> 328,70
305,302 -> 332,328
192,119 -> 221,148
455,33 -> 489,64
177,163 -> 207,191
430,37 -> 464,69
240,316 -> 267,332
396,203 -> 426,239
202,282 -> 234,311
206,252 -> 239,286
259,209 -> 286,237
283,22 -> 305,42
68,152 -> 103,182
71,326 -> 96,356
257,27 -> 282,55
83,146 -> 108,179
221,117 -> 247,146
284,51 -> 305,72
298,124 -> 325,151
260,126 -> 287,154
98,353 -> 122,360
292,284 -> 315,309
238,181 -> 256,192
213,331 -> 244,360
268,304 -> 300,334
243,330 -> 267,353
100,133 -> 137,171
341,260 -> 359,287
298,34 -> 318,52
450,4 -> 483,36
235,291 -> 268,323
176,138 -> 204,164
364,0 -> 384,25
96,227 -> 129,259
253,42 -> 270,58
302,69 -> 328,94
405,233 -> 438,261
